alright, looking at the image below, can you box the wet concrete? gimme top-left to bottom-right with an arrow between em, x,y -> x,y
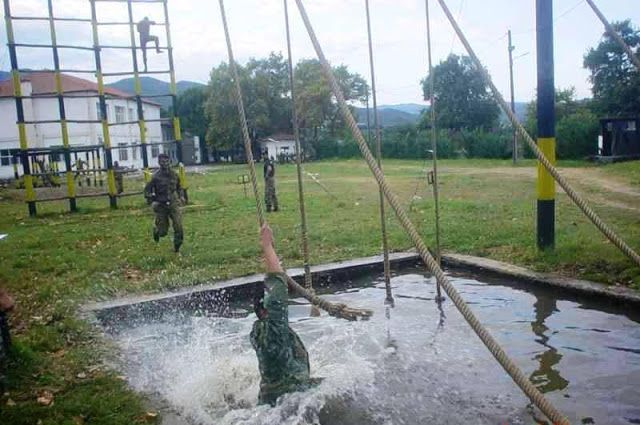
100,268 -> 640,425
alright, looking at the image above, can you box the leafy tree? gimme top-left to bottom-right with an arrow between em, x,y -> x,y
583,20 -> 640,116
420,54 -> 500,131
173,86 -> 209,142
524,88 -> 598,159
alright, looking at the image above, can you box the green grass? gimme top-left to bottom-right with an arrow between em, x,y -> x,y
0,158 -> 639,423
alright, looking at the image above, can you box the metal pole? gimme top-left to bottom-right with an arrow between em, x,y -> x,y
90,0 -> 117,208
48,0 -> 77,212
508,29 -> 517,164
126,0 -> 150,182
426,0 -> 443,299
163,0 -> 188,202
536,0 -> 555,250
4,0 -> 36,216
365,0 -> 393,306
284,0 -> 312,292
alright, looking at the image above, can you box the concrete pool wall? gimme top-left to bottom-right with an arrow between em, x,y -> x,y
81,251 -> 640,327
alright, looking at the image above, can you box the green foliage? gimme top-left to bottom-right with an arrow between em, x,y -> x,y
583,20 -> 640,116
204,54 -> 368,152
173,86 -> 210,142
421,54 -> 500,131
524,87 -> 599,159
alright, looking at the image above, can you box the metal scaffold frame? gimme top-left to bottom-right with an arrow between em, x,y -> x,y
2,0 -> 186,216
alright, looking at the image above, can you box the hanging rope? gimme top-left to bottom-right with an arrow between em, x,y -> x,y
364,0 -> 393,306
435,0 -> 640,269
283,0 -> 313,294
218,0 -> 372,322
425,0 -> 443,299
292,0 -> 569,423
585,0 -> 640,71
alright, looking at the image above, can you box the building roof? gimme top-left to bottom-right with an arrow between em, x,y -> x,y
0,72 -> 161,106
259,133 -> 296,143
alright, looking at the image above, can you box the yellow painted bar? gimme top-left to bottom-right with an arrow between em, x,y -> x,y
101,121 -> 111,148
12,70 -> 21,96
18,123 -> 27,150
107,169 -> 117,195
24,175 -> 36,202
173,116 -> 181,141
61,120 -> 69,147
138,120 -> 146,142
178,164 -> 186,189
537,137 -> 556,201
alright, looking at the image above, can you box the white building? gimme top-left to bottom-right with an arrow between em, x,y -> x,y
259,133 -> 297,161
0,72 -> 163,179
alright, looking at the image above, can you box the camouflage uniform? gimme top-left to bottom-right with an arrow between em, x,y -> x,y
144,168 -> 184,250
114,164 -> 124,194
250,273 -> 311,406
263,160 -> 279,212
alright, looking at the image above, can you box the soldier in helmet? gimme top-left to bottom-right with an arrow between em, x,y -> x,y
263,155 -> 279,212
137,16 -> 162,73
144,154 -> 185,253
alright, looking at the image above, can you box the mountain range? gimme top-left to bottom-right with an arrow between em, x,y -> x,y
106,77 -> 205,110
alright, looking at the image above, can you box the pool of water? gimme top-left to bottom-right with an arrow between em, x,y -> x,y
104,269 -> 640,425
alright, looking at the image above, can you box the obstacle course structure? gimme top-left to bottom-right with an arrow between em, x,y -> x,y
2,0 -> 187,216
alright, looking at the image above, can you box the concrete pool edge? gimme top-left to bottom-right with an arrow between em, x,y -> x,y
81,251 -> 640,324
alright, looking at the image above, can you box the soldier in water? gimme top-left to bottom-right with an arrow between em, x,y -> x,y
144,154 -> 185,253
137,16 -> 162,73
251,224 -> 320,406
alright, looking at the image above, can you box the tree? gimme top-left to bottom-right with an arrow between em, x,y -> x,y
583,20 -> 640,116
174,86 -> 209,143
421,54 -> 500,131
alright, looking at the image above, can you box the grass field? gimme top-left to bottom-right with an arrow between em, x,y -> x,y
0,158 -> 639,424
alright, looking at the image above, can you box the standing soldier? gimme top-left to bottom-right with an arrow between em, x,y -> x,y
137,16 -> 162,73
144,154 -> 185,253
113,161 -> 125,194
263,155 -> 279,212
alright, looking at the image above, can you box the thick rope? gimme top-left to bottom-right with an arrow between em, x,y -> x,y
585,0 -> 640,71
364,0 -> 393,306
293,0 -> 569,423
218,0 -> 372,322
425,0 -> 443,300
283,0 -> 312,292
436,0 -> 640,269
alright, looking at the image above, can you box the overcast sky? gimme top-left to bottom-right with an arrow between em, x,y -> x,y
2,0 -> 639,107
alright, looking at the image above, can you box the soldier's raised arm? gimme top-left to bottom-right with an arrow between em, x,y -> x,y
260,225 -> 287,325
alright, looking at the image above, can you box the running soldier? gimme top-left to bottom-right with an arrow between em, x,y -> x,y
144,154 -> 184,253
263,156 -> 279,212
137,17 -> 162,73
251,224 -> 319,406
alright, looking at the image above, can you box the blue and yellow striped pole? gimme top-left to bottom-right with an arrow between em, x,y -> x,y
127,0 -> 150,182
536,0 -> 555,249
163,0 -> 187,202
4,0 -> 36,216
48,0 -> 76,212
90,0 -> 117,208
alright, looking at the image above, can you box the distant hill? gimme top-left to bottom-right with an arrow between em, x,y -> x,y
378,103 -> 426,115
0,71 -> 10,82
355,107 -> 420,128
106,77 -> 206,110
500,101 -> 528,123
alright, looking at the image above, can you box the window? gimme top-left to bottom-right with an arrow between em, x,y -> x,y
115,106 -> 125,124
128,108 -> 135,122
118,143 -> 128,161
131,143 -> 138,160
96,102 -> 103,120
627,121 -> 636,132
1,149 -> 13,166
151,145 -> 160,158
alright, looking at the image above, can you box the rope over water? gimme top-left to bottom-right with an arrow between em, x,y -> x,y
293,0 -> 569,423
218,0 -> 372,322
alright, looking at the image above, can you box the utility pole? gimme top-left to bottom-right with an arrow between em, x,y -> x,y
508,29 -> 517,163
536,0 -> 556,250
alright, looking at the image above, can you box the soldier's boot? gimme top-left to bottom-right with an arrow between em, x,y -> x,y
153,229 -> 160,243
174,241 -> 181,253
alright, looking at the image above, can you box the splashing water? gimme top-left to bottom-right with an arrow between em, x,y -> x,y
106,270 -> 640,425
